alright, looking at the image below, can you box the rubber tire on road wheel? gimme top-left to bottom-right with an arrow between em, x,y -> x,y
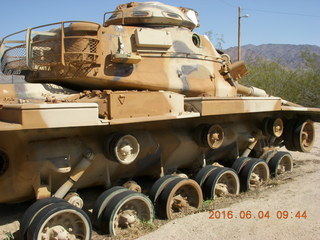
101,190 -> 154,236
232,157 -> 252,173
268,151 -> 293,177
92,186 -> 128,230
20,197 -> 66,239
157,178 -> 203,220
195,165 -> 219,187
149,175 -> 179,203
239,159 -> 269,192
203,167 -> 240,199
27,201 -> 92,240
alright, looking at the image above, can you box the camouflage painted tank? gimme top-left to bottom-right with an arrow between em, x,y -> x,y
0,2 -> 319,239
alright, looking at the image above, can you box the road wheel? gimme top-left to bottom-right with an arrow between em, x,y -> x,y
20,197 -> 65,239
268,151 -> 293,177
232,157 -> 252,173
157,178 -> 203,219
92,186 -> 128,229
195,165 -> 219,187
202,167 -> 240,199
101,191 -> 154,236
293,120 -> 315,152
27,201 -> 91,240
239,159 -> 269,191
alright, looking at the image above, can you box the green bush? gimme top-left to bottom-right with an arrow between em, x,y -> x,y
240,51 -> 320,107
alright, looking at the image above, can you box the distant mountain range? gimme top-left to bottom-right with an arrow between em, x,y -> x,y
1,44 -> 319,83
225,44 -> 320,69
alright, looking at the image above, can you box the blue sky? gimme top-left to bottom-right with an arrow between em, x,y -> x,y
0,0 -> 319,49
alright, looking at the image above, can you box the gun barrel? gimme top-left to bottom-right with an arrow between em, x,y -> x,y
236,83 -> 268,97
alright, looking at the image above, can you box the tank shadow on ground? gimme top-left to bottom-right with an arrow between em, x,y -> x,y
0,187 -> 104,238
0,201 -> 31,226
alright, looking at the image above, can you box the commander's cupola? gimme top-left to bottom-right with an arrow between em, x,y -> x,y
104,1 -> 200,30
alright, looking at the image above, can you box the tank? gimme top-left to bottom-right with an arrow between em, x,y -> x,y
0,1 -> 319,239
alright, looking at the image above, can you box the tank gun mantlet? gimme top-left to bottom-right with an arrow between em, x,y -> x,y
104,2 -> 199,30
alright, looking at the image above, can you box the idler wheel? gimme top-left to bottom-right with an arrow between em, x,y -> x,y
202,167 -> 240,199
105,133 -> 140,165
239,159 -> 269,191
92,186 -> 128,229
101,191 -> 154,236
293,120 -> 315,152
27,201 -> 92,240
20,197 -> 66,239
157,178 -> 203,219
268,151 -> 293,177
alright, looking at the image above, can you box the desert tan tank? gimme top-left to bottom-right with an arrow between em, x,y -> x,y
0,1 -> 319,239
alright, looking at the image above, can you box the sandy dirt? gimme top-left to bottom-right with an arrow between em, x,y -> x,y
0,124 -> 319,240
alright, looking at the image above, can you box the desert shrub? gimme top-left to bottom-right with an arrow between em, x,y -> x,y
240,51 -> 320,107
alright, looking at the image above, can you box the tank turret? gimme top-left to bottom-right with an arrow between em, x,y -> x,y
0,2 -> 244,97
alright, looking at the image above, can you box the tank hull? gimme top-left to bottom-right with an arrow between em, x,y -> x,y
0,85 -> 319,203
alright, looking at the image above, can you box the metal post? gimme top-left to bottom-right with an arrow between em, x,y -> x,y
26,28 -> 32,69
61,22 -> 65,66
237,7 -> 249,61
237,7 -> 241,61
